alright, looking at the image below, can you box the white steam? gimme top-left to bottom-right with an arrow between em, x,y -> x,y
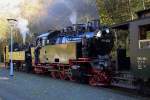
61,0 -> 77,24
17,17 -> 29,43
69,12 -> 77,24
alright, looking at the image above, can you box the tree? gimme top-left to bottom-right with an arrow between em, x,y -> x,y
96,0 -> 114,25
96,0 -> 150,25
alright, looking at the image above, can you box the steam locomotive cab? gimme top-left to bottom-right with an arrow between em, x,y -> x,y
90,27 -> 114,70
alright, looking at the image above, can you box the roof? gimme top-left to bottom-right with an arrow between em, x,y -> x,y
111,17 -> 150,30
111,21 -> 130,30
136,8 -> 150,16
111,8 -> 150,30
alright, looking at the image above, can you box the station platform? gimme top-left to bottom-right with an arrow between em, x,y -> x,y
0,68 -> 149,100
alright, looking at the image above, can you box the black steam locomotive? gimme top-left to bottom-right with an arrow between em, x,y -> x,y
33,20 -> 114,85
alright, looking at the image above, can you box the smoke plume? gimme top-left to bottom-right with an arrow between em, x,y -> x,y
69,12 -> 77,24
0,0 -> 99,40
29,0 -> 99,33
17,17 -> 29,43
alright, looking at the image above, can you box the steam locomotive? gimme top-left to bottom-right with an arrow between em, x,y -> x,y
4,20 -> 114,86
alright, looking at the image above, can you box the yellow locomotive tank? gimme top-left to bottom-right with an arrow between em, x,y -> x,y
4,46 -> 25,62
39,43 -> 77,64
11,51 -> 25,61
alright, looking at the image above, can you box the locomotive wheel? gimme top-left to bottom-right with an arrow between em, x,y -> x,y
67,68 -> 75,81
89,71 -> 110,86
34,67 -> 39,74
51,71 -> 60,79
98,71 -> 110,84
51,72 -> 56,78
59,71 -> 67,80
89,76 -> 97,86
34,67 -> 44,74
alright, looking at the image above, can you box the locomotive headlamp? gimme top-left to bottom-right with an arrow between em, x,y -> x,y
96,31 -> 102,38
105,28 -> 110,34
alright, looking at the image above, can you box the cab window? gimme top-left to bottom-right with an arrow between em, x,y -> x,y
139,24 -> 150,49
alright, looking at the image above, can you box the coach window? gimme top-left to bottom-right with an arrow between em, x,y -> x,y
139,24 -> 150,49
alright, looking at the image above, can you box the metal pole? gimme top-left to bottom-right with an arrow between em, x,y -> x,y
114,29 -> 119,72
7,18 -> 17,76
10,26 -> 13,76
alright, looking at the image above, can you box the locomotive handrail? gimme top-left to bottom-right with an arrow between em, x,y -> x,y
139,39 -> 150,42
